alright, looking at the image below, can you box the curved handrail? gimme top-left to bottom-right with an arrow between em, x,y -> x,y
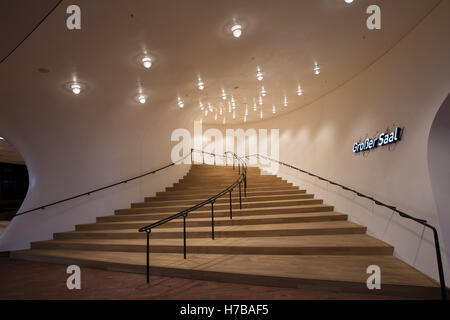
247,153 -> 447,300
15,152 -> 192,217
138,149 -> 247,283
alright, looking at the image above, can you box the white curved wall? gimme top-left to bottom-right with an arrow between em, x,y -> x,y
209,0 -> 450,283
0,105 -> 193,251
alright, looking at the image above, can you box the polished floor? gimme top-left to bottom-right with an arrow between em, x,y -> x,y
0,258 -> 412,300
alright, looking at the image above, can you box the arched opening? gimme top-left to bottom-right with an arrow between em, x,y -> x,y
0,137 -> 29,235
428,93 -> 450,268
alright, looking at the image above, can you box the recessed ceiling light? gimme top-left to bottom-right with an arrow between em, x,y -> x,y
345,0 -> 354,3
256,67 -> 263,81
0,137 -> 4,140
65,81 -> 86,95
177,97 -> 184,108
197,77 -> 205,90
231,24 -> 242,38
297,85 -> 303,96
142,56 -> 152,69
71,83 -> 81,95
314,62 -> 321,75
261,86 -> 266,97
138,95 -> 147,104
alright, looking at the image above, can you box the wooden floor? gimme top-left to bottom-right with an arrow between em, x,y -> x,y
10,164 -> 442,299
0,258 -> 414,300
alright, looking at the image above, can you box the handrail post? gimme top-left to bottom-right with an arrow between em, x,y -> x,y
190,148 -> 193,164
146,230 -> 150,284
183,214 -> 187,259
229,190 -> 233,220
244,173 -> 247,197
211,201 -> 215,240
239,181 -> 242,209
430,226 -> 447,300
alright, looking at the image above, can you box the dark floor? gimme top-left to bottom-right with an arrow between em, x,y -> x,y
0,258 -> 412,300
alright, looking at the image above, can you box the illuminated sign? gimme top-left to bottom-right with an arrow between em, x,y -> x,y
353,127 -> 402,153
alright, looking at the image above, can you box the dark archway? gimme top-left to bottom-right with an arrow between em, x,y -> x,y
428,93 -> 450,268
0,138 -> 29,234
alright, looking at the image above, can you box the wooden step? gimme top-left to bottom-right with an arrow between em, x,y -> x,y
76,212 -> 348,231
99,204 -> 335,222
121,198 -> 324,215
164,185 -> 297,193
30,235 -> 394,256
11,250 -> 441,299
54,221 -> 366,240
137,193 -> 314,207
152,189 -> 306,200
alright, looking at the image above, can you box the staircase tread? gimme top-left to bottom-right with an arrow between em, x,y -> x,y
115,203 -> 333,215
128,198 -> 323,211
63,221 -> 364,234
35,234 -> 392,248
12,249 -> 439,288
139,193 -> 314,205
83,212 -> 346,227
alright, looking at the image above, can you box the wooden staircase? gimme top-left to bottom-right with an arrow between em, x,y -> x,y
11,164 -> 441,298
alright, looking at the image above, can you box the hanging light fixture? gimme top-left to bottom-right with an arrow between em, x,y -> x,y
219,106 -> 223,115
228,102 -> 232,113
260,110 -> 263,119
283,96 -> 288,107
232,110 -> 236,119
253,99 -> 257,111
245,104 -> 249,116
244,115 -> 247,123
199,100 -> 204,110
258,96 -> 263,105
231,96 -> 236,108
272,104 -> 276,114
256,67 -> 263,81
297,85 -> 303,96
214,113 -> 218,121
208,102 -> 213,112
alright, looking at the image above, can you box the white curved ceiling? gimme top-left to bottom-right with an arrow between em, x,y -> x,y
0,0 -> 441,126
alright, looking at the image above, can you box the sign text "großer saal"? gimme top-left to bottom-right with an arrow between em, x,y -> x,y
353,127 -> 402,153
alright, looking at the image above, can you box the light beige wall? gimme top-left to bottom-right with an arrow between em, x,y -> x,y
206,0 -> 450,282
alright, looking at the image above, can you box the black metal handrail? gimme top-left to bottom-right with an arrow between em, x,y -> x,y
15,153 -> 193,217
138,149 -> 247,284
247,153 -> 447,300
